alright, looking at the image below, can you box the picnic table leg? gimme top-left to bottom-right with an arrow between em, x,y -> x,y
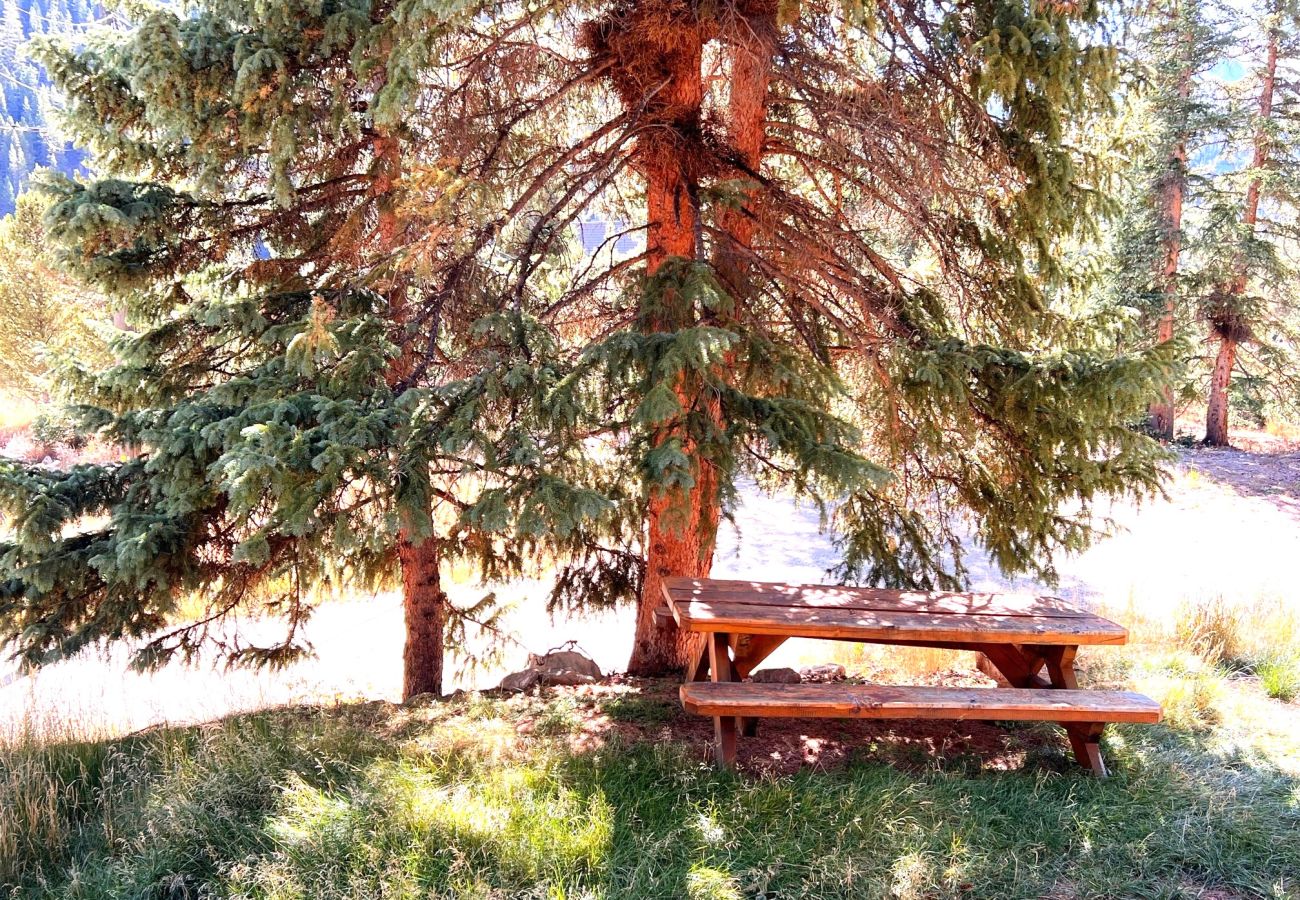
687,639 -> 711,682
708,632 -> 738,768
976,644 -> 1049,688
732,634 -> 784,738
1063,723 -> 1108,777
1044,646 -> 1108,777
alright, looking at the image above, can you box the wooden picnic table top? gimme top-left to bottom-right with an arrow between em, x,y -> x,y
662,577 -> 1127,646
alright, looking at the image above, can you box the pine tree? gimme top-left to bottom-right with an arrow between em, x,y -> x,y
2,0 -> 1174,686
1200,0 -> 1300,445
568,0 -> 1176,673
1111,0 -> 1230,439
3,2 -> 614,698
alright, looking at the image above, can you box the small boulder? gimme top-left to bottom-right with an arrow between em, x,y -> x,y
498,667 -> 541,693
749,667 -> 801,684
531,649 -> 602,686
800,663 -> 846,683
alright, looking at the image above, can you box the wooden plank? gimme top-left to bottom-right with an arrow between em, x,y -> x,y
670,600 -> 1127,646
678,682 -> 1162,724
665,577 -> 1092,619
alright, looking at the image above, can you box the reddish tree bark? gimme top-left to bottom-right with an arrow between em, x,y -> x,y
625,7 -> 712,677
373,131 -> 451,698
625,2 -> 778,676
1149,35 -> 1192,441
1205,31 -> 1276,446
398,535 -> 448,697
1204,331 -> 1239,446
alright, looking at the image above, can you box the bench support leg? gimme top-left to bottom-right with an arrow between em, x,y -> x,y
687,640 -> 710,682
977,644 -> 1049,689
730,634 -> 785,738
1041,646 -> 1108,776
708,632 -> 738,768
732,635 -> 788,679
1064,723 -> 1108,777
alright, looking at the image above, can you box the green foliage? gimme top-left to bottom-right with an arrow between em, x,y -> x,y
1254,653 -> 1300,702
0,191 -> 109,402
3,2 -> 618,676
2,0 -> 1182,678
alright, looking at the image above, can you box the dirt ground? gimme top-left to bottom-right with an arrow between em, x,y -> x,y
502,677 -> 1068,778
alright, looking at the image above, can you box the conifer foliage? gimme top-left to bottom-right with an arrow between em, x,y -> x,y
1199,0 -> 1300,445
0,190 -> 108,401
1110,0 -> 1230,440
2,1 -> 612,697
1111,0 -> 1300,444
1,0 -> 1173,689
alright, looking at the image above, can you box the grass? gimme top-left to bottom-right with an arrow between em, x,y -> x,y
1255,655 -> 1300,703
2,661 -> 1299,900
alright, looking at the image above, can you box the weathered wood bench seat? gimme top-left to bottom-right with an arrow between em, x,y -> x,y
666,578 -> 1162,776
680,682 -> 1163,724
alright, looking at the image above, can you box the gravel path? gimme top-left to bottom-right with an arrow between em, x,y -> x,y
3,447 -> 1297,739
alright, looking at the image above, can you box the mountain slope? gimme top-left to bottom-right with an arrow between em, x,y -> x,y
0,0 -> 104,214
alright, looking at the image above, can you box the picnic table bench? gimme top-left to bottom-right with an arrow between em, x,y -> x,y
664,577 -> 1161,776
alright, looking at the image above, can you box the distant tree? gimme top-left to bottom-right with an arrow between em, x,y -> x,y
0,189 -> 106,402
0,0 -> 103,214
1,0 -> 1173,690
1199,0 -> 1300,444
1110,0 -> 1230,439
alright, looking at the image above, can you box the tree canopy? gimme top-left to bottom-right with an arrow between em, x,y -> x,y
1,0 -> 1178,696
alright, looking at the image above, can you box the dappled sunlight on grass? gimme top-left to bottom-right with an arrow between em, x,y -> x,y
245,756 -> 614,895
3,672 -> 1298,898
685,864 -> 743,900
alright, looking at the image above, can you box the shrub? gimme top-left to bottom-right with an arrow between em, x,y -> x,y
1255,655 -> 1300,703
1175,596 -> 1244,666
1160,671 -> 1224,729
30,412 -> 87,450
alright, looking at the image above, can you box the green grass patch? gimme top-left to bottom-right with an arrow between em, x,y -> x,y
3,685 -> 1299,899
599,694 -> 677,726
1255,654 -> 1300,703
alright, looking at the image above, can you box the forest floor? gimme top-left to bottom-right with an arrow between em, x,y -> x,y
2,431 -> 1299,898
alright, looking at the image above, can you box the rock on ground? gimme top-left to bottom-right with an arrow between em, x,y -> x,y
800,663 -> 846,683
750,667 -> 801,684
496,648 -> 603,692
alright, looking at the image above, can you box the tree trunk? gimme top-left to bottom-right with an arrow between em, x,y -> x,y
626,6 -> 712,677
399,534 -> 448,697
1204,329 -> 1238,447
372,129 -> 450,698
1204,28 -> 1275,446
712,12 -> 775,297
626,5 -> 778,676
1148,34 -> 1192,441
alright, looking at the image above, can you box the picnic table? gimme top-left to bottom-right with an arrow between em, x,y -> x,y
664,577 -> 1161,776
